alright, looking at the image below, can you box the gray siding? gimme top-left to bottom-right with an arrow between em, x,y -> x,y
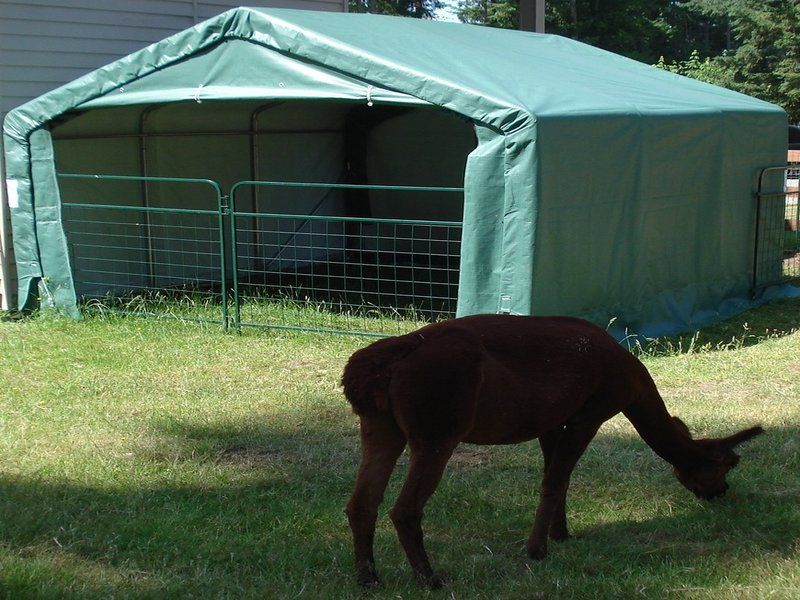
0,0 -> 347,309
0,0 -> 347,113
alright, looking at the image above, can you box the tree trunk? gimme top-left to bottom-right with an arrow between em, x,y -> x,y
726,18 -> 732,51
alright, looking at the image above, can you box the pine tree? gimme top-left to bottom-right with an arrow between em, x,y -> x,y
680,0 -> 800,122
349,0 -> 443,19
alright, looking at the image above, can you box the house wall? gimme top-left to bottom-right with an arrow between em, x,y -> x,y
0,0 -> 347,311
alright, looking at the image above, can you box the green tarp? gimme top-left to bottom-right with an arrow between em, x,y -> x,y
2,7 -> 789,336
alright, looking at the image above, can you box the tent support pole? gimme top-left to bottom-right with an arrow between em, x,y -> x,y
249,103 -> 282,269
139,105 -> 160,289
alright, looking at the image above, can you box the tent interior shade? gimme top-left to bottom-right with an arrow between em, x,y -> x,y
51,98 -> 476,305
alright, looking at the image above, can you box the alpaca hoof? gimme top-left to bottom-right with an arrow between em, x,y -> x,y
357,575 -> 381,589
422,573 -> 444,590
526,544 -> 548,561
413,569 -> 445,590
356,563 -> 381,588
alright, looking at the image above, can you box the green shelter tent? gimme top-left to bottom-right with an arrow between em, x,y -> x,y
2,7 -> 789,337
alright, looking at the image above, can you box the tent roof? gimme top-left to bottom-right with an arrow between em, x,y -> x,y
4,7 -> 784,142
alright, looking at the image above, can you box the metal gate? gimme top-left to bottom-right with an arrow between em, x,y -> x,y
753,165 -> 800,296
57,173 -> 463,335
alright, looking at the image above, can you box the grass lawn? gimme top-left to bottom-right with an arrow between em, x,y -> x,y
1,300 -> 799,598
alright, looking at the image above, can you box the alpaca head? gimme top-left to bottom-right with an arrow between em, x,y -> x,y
671,417 -> 764,500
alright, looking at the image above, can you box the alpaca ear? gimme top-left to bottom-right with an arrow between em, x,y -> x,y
672,416 -> 692,438
718,426 -> 764,450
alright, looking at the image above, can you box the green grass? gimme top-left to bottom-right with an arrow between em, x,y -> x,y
78,290 -> 439,336
1,300 -> 799,598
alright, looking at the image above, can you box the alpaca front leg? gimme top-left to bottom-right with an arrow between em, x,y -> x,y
390,439 -> 458,589
527,423 -> 600,560
527,485 -> 566,560
538,427 -> 570,541
346,415 -> 407,587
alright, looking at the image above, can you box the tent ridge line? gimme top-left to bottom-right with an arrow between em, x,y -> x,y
3,7 -> 538,144
233,10 -> 534,135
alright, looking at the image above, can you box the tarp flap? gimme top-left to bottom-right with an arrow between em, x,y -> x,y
29,129 -> 79,317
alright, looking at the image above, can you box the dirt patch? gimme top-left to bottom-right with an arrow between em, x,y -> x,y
216,444 -> 288,467
449,446 -> 493,469
285,358 -> 316,369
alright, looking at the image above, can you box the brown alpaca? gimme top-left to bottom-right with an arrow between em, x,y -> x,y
341,315 -> 763,588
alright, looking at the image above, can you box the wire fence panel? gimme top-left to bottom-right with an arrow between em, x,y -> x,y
54,167 -> 800,333
229,181 -> 463,335
57,175 -> 464,334
59,174 -> 228,326
754,166 -> 800,294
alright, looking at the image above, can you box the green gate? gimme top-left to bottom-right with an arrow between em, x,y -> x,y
753,166 -> 800,296
57,173 -> 463,335
59,173 -> 229,327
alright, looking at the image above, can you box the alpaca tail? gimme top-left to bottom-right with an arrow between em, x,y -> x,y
341,334 -> 424,416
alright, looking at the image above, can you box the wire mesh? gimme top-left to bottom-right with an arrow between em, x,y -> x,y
58,174 -> 227,325
57,174 -> 464,335
62,204 -> 225,322
754,166 -> 800,292
232,213 -> 462,335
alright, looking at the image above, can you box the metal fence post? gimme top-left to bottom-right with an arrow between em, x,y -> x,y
228,182 -> 242,332
753,165 -> 800,296
217,189 -> 229,332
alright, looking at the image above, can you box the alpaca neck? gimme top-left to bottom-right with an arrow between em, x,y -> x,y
622,388 -> 710,470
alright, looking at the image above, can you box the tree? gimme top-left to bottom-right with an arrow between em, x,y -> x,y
454,0 -> 799,122
458,1 -> 683,63
548,0 -> 678,62
458,0 -> 518,29
659,1 -> 800,122
349,0 -> 443,19
774,2 -> 800,122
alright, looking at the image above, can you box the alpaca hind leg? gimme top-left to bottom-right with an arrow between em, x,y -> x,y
538,426 -> 570,541
390,438 -> 458,589
527,422 -> 601,560
346,413 -> 407,587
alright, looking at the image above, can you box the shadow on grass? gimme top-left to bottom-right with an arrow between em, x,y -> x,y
571,425 -> 800,557
1,416 -> 797,597
0,311 -> 26,322
144,412 -> 358,460
0,420 -> 359,598
632,297 -> 800,357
